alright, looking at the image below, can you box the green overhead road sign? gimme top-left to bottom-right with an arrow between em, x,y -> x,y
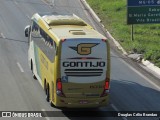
128,6 -> 160,24
127,0 -> 160,24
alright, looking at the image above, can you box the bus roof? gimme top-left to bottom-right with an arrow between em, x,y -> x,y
33,13 -> 106,40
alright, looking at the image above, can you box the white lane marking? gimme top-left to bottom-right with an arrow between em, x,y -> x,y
41,109 -> 50,120
1,33 -> 6,39
120,58 -> 160,91
110,104 -> 128,120
17,62 -> 24,73
110,104 -> 119,112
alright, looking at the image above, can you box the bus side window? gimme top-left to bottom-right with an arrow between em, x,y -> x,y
50,39 -> 53,47
48,37 -> 53,48
53,41 -> 57,50
35,25 -> 56,62
47,37 -> 57,62
35,24 -> 38,32
32,21 -> 38,33
31,21 -> 40,40
40,28 -> 45,39
46,35 -> 50,45
40,28 -> 43,37
44,32 -> 47,41
32,21 -> 35,32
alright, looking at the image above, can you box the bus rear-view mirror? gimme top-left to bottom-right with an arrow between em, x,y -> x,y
24,25 -> 31,37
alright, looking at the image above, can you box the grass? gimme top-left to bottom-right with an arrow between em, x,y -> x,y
87,0 -> 160,67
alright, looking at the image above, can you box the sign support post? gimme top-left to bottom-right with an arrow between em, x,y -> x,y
131,24 -> 134,41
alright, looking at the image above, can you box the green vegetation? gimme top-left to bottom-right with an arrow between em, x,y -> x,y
87,0 -> 160,67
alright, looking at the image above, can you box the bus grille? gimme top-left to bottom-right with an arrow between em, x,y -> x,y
64,69 -> 103,77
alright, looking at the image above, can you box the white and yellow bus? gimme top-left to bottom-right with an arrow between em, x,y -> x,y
25,13 -> 110,108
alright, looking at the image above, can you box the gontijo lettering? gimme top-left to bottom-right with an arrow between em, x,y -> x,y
63,61 -> 105,67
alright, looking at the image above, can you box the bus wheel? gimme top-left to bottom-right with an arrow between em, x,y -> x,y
50,101 -> 54,107
44,80 -> 47,94
31,60 -> 37,80
46,85 -> 50,102
33,74 -> 37,80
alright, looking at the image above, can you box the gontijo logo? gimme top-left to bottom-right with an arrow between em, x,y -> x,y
70,43 -> 99,55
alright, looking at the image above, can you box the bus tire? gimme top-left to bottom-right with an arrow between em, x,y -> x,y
46,84 -> 50,102
44,79 -> 47,94
31,60 -> 37,80
33,74 -> 37,80
50,101 -> 54,107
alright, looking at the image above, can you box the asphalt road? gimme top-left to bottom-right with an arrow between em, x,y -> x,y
0,0 -> 160,120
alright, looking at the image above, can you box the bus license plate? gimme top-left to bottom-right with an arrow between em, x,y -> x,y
79,100 -> 88,104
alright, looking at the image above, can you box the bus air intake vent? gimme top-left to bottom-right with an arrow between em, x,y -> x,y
43,15 -> 87,26
69,30 -> 86,35
64,69 -> 103,77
